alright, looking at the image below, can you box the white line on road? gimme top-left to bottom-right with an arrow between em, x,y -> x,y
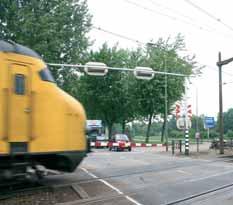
187,170 -> 233,183
81,167 -> 98,179
81,167 -> 143,205
99,179 -> 123,194
177,170 -> 189,175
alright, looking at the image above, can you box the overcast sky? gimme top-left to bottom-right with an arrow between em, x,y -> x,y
87,0 -> 233,118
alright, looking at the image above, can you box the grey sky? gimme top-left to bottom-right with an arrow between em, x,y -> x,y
87,0 -> 233,117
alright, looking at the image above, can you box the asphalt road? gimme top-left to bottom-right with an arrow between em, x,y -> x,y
47,146 -> 233,205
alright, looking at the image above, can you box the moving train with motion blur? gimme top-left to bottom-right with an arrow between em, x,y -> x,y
0,40 -> 87,180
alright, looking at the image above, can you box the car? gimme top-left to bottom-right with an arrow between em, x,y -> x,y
108,134 -> 132,151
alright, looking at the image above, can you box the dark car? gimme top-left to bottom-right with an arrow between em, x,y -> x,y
108,134 -> 132,151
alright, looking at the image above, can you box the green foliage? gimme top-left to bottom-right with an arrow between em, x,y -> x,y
78,37 -> 198,139
134,35 -> 197,142
169,130 -> 183,138
223,108 -> 233,134
209,130 -> 218,139
226,130 -> 233,138
191,115 -> 205,131
78,44 -> 138,138
0,0 -> 92,90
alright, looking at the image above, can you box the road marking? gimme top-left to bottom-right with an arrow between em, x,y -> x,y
125,195 -> 143,205
81,167 -> 143,205
99,179 -> 123,194
187,169 -> 233,183
177,170 -> 189,174
81,167 -> 98,179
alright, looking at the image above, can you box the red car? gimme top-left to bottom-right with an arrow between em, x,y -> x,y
109,134 -> 132,151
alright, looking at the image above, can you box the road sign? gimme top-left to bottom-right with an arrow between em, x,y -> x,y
204,117 -> 215,129
176,118 -> 192,130
195,132 -> 201,139
86,120 -> 102,128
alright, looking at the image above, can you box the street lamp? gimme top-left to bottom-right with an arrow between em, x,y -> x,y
216,52 -> 233,154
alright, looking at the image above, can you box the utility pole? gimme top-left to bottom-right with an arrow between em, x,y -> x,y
195,87 -> 199,153
218,52 -> 224,154
164,54 -> 169,152
217,52 -> 233,154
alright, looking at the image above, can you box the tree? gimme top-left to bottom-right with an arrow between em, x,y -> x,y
78,44 -> 138,139
134,35 -> 197,143
0,0 -> 92,91
220,108 -> 233,134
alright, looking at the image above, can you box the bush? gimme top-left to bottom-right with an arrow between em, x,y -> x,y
226,130 -> 233,138
169,130 -> 183,138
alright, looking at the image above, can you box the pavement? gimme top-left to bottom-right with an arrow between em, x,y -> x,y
46,143 -> 233,205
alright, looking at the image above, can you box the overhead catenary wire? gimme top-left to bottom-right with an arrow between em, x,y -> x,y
121,0 -> 233,41
92,25 -> 233,80
204,64 -> 233,77
92,26 -> 145,45
184,0 -> 233,33
92,26 -> 233,79
123,0 -> 210,32
146,0 -> 218,33
147,0 -> 194,22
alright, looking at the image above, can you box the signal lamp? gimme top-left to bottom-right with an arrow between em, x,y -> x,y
84,62 -> 108,76
134,67 -> 154,80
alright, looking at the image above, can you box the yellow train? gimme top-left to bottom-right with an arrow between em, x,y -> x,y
0,40 -> 87,180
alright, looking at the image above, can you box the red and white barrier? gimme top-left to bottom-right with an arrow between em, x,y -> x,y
90,141 -> 165,148
90,141 -> 108,148
131,143 -> 165,147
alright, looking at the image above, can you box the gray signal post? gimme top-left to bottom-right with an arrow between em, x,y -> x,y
217,52 -> 233,155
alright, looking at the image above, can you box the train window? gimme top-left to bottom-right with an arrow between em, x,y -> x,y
15,74 -> 25,95
39,68 -> 55,83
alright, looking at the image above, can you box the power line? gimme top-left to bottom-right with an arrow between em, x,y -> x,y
123,0 -> 233,41
223,81 -> 233,85
92,26 -> 144,45
92,26 -> 233,78
204,64 -> 233,77
147,0 -> 211,30
147,0 -> 194,22
184,0 -> 233,33
123,0 -> 212,32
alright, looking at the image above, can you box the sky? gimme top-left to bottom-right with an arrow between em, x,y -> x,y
87,0 -> 233,118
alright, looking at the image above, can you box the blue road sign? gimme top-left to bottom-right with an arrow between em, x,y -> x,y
204,117 -> 215,129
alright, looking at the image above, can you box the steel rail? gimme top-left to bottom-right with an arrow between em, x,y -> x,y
45,156 -> 233,187
165,182 -> 233,205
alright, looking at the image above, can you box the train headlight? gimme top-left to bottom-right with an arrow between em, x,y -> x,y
134,67 -> 154,80
84,62 -> 108,76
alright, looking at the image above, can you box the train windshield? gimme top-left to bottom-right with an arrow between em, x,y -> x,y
39,68 -> 55,83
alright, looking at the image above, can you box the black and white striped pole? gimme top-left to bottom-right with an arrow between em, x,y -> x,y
184,128 -> 189,155
184,83 -> 189,156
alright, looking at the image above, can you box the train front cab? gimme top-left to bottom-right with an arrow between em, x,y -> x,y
0,41 -> 87,178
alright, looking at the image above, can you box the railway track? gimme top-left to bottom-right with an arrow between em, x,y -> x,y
165,182 -> 233,205
1,156 -> 233,204
0,181 -> 49,200
56,181 -> 233,205
48,156 -> 233,187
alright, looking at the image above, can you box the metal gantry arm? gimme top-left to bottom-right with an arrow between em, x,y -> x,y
47,62 -> 192,78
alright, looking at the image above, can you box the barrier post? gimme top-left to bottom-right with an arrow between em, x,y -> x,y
179,140 -> 182,153
172,140 -> 175,155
